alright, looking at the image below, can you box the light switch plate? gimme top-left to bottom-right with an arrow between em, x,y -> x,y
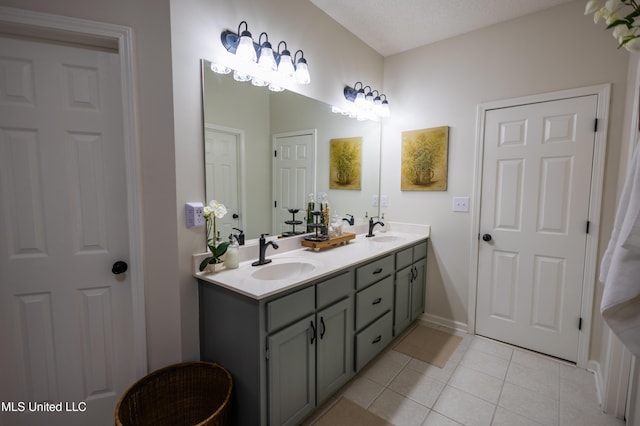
185,202 -> 205,228
372,194 -> 379,207
380,195 -> 389,208
452,196 -> 470,212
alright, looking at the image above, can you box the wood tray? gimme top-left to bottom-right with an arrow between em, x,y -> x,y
301,232 -> 356,251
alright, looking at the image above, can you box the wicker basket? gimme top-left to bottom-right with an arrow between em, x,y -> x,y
115,361 -> 232,426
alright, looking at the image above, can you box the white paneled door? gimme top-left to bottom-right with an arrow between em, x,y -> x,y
204,125 -> 242,238
0,36 -> 136,425
273,130 -> 316,235
476,95 -> 597,362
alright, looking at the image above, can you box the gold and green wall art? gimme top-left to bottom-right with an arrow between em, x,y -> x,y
401,126 -> 449,191
330,137 -> 362,190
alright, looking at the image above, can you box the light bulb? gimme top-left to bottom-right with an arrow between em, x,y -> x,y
235,31 -> 256,63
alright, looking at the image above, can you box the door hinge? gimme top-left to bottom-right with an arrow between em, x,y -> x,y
274,200 -> 277,208
594,118 -> 598,132
586,220 -> 590,234
578,317 -> 583,330
265,346 -> 270,360
274,149 -> 277,157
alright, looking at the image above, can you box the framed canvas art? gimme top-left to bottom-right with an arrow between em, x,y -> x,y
330,137 -> 362,190
401,126 -> 449,191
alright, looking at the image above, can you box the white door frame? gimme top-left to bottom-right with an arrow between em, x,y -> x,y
0,7 -> 146,376
468,84 -> 610,368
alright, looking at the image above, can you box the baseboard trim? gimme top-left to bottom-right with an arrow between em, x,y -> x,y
420,313 -> 468,334
589,359 -> 605,407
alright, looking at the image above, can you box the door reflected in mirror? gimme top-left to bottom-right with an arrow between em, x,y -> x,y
201,59 -> 381,242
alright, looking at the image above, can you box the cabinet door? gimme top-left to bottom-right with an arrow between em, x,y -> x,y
394,265 -> 413,335
316,298 -> 353,402
411,258 -> 426,321
268,314 -> 316,426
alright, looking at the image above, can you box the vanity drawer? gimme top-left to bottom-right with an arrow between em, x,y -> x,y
266,286 -> 315,333
355,310 -> 393,370
356,254 -> 394,290
414,240 -> 427,261
316,270 -> 352,309
355,275 -> 393,330
395,246 -> 413,270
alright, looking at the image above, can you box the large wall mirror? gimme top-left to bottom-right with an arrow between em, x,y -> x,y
201,59 -> 381,242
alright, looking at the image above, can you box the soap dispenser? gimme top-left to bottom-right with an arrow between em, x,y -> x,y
224,234 -> 239,269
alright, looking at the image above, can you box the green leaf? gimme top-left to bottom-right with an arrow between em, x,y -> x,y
214,241 -> 230,257
199,256 -> 213,271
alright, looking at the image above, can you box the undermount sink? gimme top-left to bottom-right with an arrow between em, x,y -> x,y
251,261 -> 317,281
367,235 -> 406,244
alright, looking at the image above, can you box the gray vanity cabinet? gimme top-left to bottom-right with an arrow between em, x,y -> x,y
198,236 -> 428,426
267,270 -> 353,426
394,241 -> 428,335
354,255 -> 395,370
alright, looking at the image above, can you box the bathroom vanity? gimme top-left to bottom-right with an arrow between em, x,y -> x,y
197,229 -> 429,426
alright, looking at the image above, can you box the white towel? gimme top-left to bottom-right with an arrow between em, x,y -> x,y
600,145 -> 640,356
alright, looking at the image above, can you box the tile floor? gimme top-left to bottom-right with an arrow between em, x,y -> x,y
305,325 -> 626,426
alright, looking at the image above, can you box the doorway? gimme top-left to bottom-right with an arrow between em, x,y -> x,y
204,124 -> 244,238
272,129 -> 316,235
0,9 -> 144,425
470,85 -> 610,367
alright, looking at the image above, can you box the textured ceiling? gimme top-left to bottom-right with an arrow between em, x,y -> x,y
310,0 -> 575,56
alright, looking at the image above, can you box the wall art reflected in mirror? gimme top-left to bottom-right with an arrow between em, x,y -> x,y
201,59 -> 381,243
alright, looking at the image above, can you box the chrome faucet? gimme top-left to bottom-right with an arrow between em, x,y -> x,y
366,216 -> 384,237
252,234 -> 279,266
342,214 -> 355,226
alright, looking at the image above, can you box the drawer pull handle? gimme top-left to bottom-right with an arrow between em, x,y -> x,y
373,268 -> 383,274
372,297 -> 382,305
372,335 -> 382,344
310,320 -> 316,344
320,316 -> 326,339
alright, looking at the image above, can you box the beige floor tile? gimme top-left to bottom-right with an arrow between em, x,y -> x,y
369,388 -> 430,426
363,349 -> 411,386
505,361 -> 559,400
559,397 -> 625,426
468,337 -> 514,360
405,357 -> 457,383
422,410 -> 463,425
511,349 -> 562,375
448,365 -> 503,404
389,366 -> 446,408
499,382 -> 558,426
459,348 -> 510,380
492,406 -> 545,426
432,385 -> 496,426
341,375 -> 385,408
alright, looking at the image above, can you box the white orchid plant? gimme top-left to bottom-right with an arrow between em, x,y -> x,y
199,200 -> 230,271
586,0 -> 640,51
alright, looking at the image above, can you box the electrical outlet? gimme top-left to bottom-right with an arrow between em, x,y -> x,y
380,195 -> 389,208
372,194 -> 379,207
185,202 -> 205,228
452,196 -> 470,213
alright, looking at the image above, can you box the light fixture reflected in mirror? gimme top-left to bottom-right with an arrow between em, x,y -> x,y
214,21 -> 310,92
335,81 -> 391,121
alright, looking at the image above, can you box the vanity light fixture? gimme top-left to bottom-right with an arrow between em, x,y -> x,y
214,21 -> 311,91
335,81 -> 391,121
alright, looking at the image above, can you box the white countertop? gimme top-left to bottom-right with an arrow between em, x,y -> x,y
194,224 -> 430,300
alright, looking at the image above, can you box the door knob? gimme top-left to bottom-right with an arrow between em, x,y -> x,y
112,261 -> 128,275
482,234 -> 492,242
232,213 -> 239,219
